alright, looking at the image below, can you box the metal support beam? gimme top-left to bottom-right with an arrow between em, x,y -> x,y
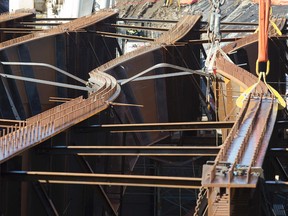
91,30 -> 155,42
117,19 -> 258,26
195,29 -> 256,33
0,28 -> 42,31
3,171 -> 202,189
276,120 -> 288,128
77,121 -> 234,133
265,181 -> 288,185
269,148 -> 288,156
17,22 -> 62,26
29,18 -> 75,21
116,18 -> 178,23
40,146 -> 220,156
104,23 -> 169,32
188,38 -> 243,44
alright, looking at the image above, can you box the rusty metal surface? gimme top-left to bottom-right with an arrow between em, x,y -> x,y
200,16 -> 287,216
222,17 -> 286,54
0,71 -> 120,164
215,57 -> 267,92
203,17 -> 287,189
155,15 -> 201,44
0,10 -> 117,50
0,12 -> 33,23
202,95 -> 276,188
96,15 -> 201,72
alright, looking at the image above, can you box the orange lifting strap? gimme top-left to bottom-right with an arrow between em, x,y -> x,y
258,0 -> 270,63
236,0 -> 287,109
256,0 -> 288,63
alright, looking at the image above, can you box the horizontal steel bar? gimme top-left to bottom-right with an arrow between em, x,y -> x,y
200,21 -> 258,26
40,146 -> 220,156
118,19 -> 258,26
0,28 -> 42,31
0,118 -> 25,123
188,38 -> 243,44
104,23 -> 169,31
195,29 -> 256,33
3,171 -> 202,189
188,36 -> 288,45
30,18 -> 75,21
88,30 -> 154,41
116,18 -> 178,23
265,181 -> 288,185
2,31 -> 34,34
276,120 -> 288,128
77,121 -> 234,132
18,22 -> 62,26
268,148 -> 288,157
270,148 -> 288,151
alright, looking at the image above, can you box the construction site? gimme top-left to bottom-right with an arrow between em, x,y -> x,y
0,0 -> 288,215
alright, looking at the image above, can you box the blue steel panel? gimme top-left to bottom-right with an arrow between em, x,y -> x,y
0,76 -> 14,119
17,44 -> 42,116
0,51 -> 26,119
55,35 -> 68,98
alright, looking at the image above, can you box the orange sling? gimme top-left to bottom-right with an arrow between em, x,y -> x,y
236,0 -> 286,109
258,0 -> 270,63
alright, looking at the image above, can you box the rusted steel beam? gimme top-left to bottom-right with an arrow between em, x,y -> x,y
155,16 -> 201,44
199,21 -> 259,26
0,71 -> 120,164
0,11 -> 117,49
202,96 -> 277,188
2,31 -> 35,34
40,146 -> 220,156
188,37 -> 243,44
92,30 -> 155,41
0,12 -> 33,23
116,18 -> 178,23
104,23 -> 169,31
195,29 -> 256,33
3,171 -> 202,189
118,18 -> 259,26
0,28 -> 42,31
17,22 -> 62,26
30,18 -> 75,21
78,121 -> 234,133
0,119 -> 25,123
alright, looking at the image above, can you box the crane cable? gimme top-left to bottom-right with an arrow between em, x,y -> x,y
204,0 -> 231,111
205,0 -> 231,75
236,0 -> 286,109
